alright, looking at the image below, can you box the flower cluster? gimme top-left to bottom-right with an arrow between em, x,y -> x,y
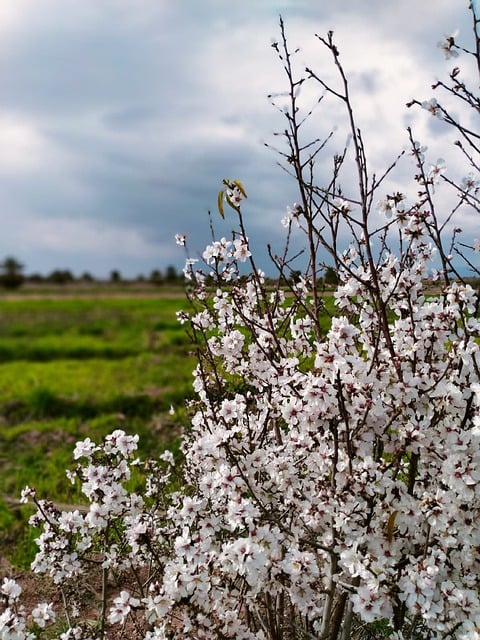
163,221 -> 480,638
0,578 -> 55,640
183,234 -> 251,283
4,431 -> 179,639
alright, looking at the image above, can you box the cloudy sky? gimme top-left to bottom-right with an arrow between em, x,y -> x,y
0,0 -> 477,278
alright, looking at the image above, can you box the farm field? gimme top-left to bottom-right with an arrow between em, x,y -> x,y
0,290 -> 194,566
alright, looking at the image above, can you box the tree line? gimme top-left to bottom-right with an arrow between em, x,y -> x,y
0,256 -> 345,290
0,256 -> 183,289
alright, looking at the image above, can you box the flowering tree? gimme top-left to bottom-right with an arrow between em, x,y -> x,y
3,4 -> 480,640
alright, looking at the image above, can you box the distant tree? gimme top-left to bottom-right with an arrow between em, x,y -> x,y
290,269 -> 302,284
0,256 -> 25,289
324,265 -> 338,286
80,272 -> 95,283
110,269 -> 122,283
149,269 -> 163,285
27,273 -> 45,284
47,269 -> 74,285
165,265 -> 178,282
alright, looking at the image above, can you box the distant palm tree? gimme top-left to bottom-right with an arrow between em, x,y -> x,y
0,256 -> 25,289
110,269 -> 122,283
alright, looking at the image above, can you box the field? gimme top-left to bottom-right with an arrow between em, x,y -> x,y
0,290 -> 194,566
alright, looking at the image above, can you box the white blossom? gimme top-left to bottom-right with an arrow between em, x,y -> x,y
108,590 -> 140,625
31,603 -> 55,628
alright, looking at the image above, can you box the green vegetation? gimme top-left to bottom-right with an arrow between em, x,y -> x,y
0,294 -> 194,566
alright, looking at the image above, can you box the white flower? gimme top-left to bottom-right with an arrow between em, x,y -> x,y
175,233 -> 186,246
281,203 -> 302,227
428,158 -> 446,184
340,544 -> 368,578
376,198 -> 395,219
411,140 -> 427,161
1,579 -> 22,602
144,592 -> 173,623
31,602 -> 56,628
20,485 -> 35,504
73,437 -> 97,460
437,31 -> 459,59
332,197 -> 351,215
176,310 -> 190,326
421,98 -> 442,118
59,627 -> 83,640
351,585 -> 384,623
233,237 -> 251,262
225,186 -> 245,208
461,173 -> 479,192
108,590 -> 141,625
104,430 -> 139,457
160,449 -> 175,465
203,238 -> 232,264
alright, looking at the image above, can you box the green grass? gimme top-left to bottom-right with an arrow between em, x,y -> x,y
0,290 -> 337,566
0,294 -> 194,566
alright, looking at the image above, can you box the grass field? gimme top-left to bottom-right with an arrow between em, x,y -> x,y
0,291 -> 194,566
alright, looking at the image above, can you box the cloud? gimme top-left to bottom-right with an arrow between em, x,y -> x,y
0,0 -> 476,277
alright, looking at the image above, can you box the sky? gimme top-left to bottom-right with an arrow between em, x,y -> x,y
0,0 -> 477,279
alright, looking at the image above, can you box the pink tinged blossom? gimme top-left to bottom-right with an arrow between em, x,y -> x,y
85,502 -> 109,529
437,32 -> 459,59
461,173 -> 479,192
351,585 -> 384,623
202,238 -> 232,264
339,544 -> 369,578
281,548 -> 319,578
0,609 -> 30,640
108,590 -> 141,625
52,552 -> 81,584
160,449 -> 175,465
176,310 -> 189,324
219,398 -> 240,422
421,98 -> 442,118
221,538 -> 268,587
31,602 -> 56,628
104,430 -> 139,457
1,579 -> 21,602
73,437 -> 98,460
225,185 -> 245,208
428,158 -> 446,184
58,510 -> 85,534
332,197 -> 352,215
412,140 -> 427,161
221,329 -> 245,355
233,237 -> 251,262
20,486 -> 35,504
144,592 -> 173,624
376,198 -> 396,219
291,315 -> 313,338
329,316 -> 359,347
